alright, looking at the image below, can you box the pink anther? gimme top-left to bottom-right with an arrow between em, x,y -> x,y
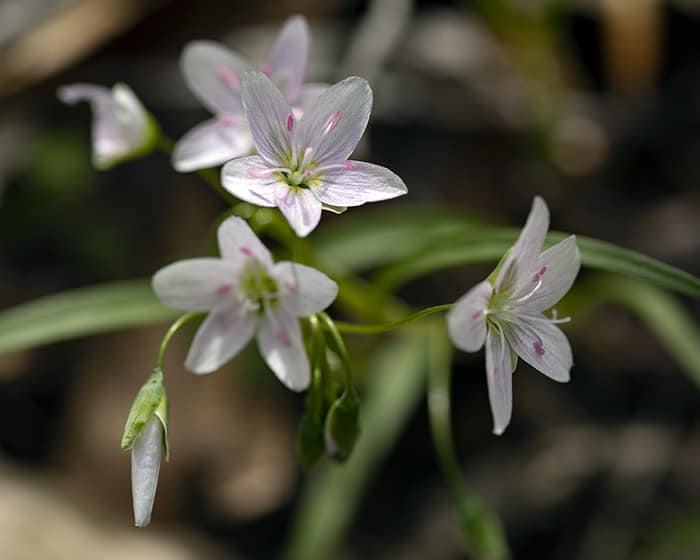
341,161 -> 356,170
286,114 -> 295,132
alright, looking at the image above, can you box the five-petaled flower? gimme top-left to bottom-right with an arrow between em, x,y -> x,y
58,83 -> 155,170
446,196 -> 580,435
221,71 -> 408,237
152,216 -> 338,390
173,15 -> 327,172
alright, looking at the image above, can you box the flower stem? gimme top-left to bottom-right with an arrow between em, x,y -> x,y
333,304 -> 453,335
316,311 -> 355,393
156,312 -> 203,370
426,322 -> 509,560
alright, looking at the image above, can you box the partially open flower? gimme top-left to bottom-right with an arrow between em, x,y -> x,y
221,72 -> 408,237
152,216 -> 338,390
58,83 -> 156,170
173,15 -> 327,172
446,197 -> 580,435
121,369 -> 170,527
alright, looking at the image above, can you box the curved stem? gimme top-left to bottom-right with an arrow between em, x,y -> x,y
156,312 -> 203,369
334,304 -> 453,335
317,311 -> 354,392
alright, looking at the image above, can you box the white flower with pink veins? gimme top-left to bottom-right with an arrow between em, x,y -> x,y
173,15 -> 328,172
152,216 -> 338,391
447,197 -> 581,435
221,71 -> 408,237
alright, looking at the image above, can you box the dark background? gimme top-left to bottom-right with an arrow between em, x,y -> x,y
1,0 -> 699,558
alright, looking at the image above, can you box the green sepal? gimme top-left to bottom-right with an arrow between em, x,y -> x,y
324,390 -> 361,462
297,411 -> 325,470
121,367 -> 167,452
486,249 -> 511,287
321,203 -> 347,215
154,389 -> 170,461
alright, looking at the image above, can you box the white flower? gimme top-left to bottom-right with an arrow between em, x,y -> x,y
221,72 -> 408,237
446,197 -> 581,435
173,15 -> 327,172
152,216 -> 338,390
58,83 -> 153,169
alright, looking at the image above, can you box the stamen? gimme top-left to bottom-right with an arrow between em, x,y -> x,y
531,265 -> 547,283
513,278 -> 542,304
216,68 -> 240,90
299,146 -> 314,170
322,111 -> 342,135
286,114 -> 295,132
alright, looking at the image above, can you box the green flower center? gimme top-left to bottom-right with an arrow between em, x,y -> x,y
239,259 -> 279,312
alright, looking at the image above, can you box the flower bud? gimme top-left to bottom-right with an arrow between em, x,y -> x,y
121,368 -> 170,528
324,391 -> 360,462
58,82 -> 159,170
297,411 -> 325,470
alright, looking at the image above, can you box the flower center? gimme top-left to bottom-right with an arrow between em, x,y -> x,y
238,258 -> 279,313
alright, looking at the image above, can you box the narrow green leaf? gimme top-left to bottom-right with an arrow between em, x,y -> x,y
283,329 -> 429,560
373,228 -> 700,300
571,276 -> 700,388
0,280 -> 176,355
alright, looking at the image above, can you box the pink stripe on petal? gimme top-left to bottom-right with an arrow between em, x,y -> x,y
322,111 -> 342,135
217,68 -> 240,90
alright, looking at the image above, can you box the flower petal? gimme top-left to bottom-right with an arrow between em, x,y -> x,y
294,76 -> 372,165
180,41 -> 250,115
485,326 -> 514,436
185,305 -> 256,374
58,83 -> 129,169
112,83 -> 148,147
496,196 -> 549,293
519,235 -> 581,312
257,309 -> 310,391
275,184 -> 323,237
313,161 -> 407,207
274,261 -> 338,316
294,83 -> 329,112
131,417 -> 162,527
172,116 -> 253,172
241,71 -> 293,165
504,315 -> 572,382
221,155 -> 280,208
152,258 -> 239,312
446,281 -> 493,352
265,15 -> 310,102
217,215 -> 274,268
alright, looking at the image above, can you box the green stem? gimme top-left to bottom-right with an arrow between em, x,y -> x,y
317,311 -> 354,392
334,304 -> 453,335
156,312 -> 203,369
426,322 -> 509,560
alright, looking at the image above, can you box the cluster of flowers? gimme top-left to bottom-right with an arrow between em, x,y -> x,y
61,16 -> 580,528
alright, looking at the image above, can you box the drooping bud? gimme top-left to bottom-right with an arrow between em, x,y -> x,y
323,390 -> 360,462
121,368 -> 170,527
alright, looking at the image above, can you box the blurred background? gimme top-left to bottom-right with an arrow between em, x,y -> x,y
1,0 -> 700,558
